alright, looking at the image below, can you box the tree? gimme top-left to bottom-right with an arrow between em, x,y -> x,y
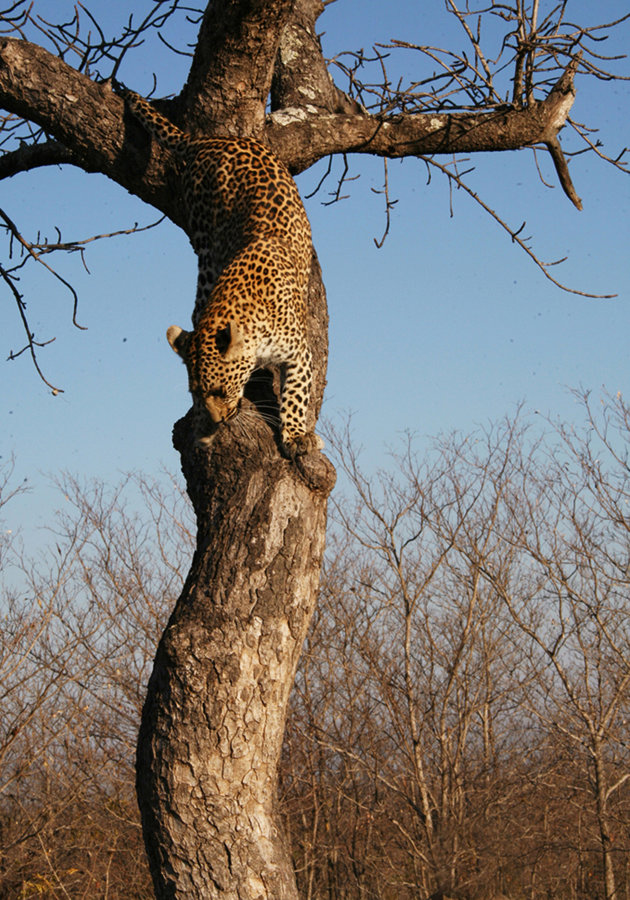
478,393 -> 630,900
282,404 -> 630,899
0,471 -> 191,897
3,406 -> 630,897
293,418 -> 539,899
0,2 -> 627,897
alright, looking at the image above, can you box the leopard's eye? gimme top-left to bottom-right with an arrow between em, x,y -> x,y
215,325 -> 231,355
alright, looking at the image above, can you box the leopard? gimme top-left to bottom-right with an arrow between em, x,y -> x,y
116,84 -> 322,457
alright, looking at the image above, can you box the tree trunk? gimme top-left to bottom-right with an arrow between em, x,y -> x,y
593,741 -> 618,900
136,256 -> 335,898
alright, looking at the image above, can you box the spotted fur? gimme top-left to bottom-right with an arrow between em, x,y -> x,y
118,85 -> 321,456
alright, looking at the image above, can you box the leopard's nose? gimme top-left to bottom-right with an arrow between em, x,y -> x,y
204,396 -> 226,423
204,396 -> 239,424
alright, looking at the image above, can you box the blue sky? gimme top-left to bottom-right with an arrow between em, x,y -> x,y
1,1 -> 629,551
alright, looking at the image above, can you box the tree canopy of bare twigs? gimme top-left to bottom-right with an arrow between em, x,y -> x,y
0,470 -> 193,898
283,393 -> 630,899
3,393 -> 630,897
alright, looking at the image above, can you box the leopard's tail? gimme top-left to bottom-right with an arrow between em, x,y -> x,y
115,83 -> 187,154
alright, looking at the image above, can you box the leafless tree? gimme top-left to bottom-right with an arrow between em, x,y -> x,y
281,403 -> 630,899
0,464 -> 90,895
478,393 -> 630,900
1,471 -> 193,897
3,400 -> 630,897
1,1 -> 628,896
280,418 -> 536,898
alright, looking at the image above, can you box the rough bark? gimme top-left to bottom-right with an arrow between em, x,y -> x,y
267,58 -> 579,175
0,36 -> 578,189
0,37 -> 186,226
137,430 -> 333,897
180,0 -> 295,137
137,250 -> 334,897
270,0 -> 362,117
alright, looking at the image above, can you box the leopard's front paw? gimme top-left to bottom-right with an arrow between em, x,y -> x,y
285,432 -> 324,457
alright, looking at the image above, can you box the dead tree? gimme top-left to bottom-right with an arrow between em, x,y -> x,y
0,1 -> 627,896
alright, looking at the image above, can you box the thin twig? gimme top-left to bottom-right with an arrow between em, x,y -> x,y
1,262 -> 62,394
372,158 -> 398,248
423,156 -> 615,299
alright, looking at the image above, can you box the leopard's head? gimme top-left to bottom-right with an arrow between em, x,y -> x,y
167,321 -> 253,426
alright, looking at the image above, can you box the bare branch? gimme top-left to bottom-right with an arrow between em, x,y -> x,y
544,134 -> 582,209
568,116 -> 629,174
27,1 -> 201,81
28,217 -> 166,259
269,55 -> 582,173
1,205 -> 83,331
1,207 -> 164,392
372,158 -> 398,248
1,258 -> 62,394
0,139 -> 78,178
422,156 -> 613,298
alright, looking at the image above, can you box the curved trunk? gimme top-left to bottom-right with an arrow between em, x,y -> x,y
136,258 -> 335,899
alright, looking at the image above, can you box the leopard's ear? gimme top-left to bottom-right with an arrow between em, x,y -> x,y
166,325 -> 191,358
221,322 -> 245,361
